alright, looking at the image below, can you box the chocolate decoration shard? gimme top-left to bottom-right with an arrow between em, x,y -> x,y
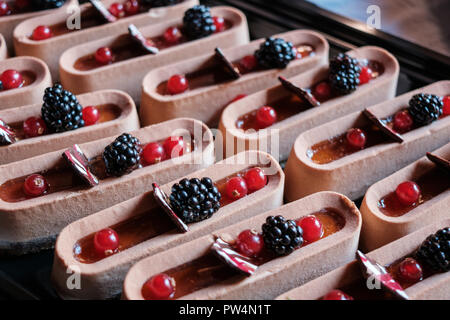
426,152 -> 450,174
62,144 -> 99,187
211,237 -> 258,276
214,47 -> 241,80
0,119 -> 17,146
278,76 -> 320,108
362,109 -> 404,143
152,183 -> 189,233
89,0 -> 117,23
128,24 -> 159,55
356,250 -> 409,300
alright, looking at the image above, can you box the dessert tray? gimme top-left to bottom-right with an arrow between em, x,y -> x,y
0,56 -> 52,109
59,5 -> 249,101
0,0 -> 78,53
360,143 -> 450,251
13,0 -> 198,79
122,191 -> 361,300
284,81 -> 450,202
0,118 -> 214,255
52,150 -> 284,299
219,45 -> 399,161
140,29 -> 328,126
277,218 -> 450,300
0,88 -> 139,164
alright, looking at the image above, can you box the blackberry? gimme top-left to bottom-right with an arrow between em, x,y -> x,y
328,53 -> 360,94
408,93 -> 443,126
255,37 -> 295,69
102,133 -> 141,177
32,0 -> 66,10
262,215 -> 303,256
141,0 -> 181,8
41,83 -> 84,133
415,227 -> 450,273
169,177 -> 221,223
183,5 -> 215,40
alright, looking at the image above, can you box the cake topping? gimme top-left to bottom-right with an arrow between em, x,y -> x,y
235,229 -> 264,258
82,106 -> 100,126
395,181 -> 421,206
278,76 -> 320,108
183,5 -> 216,40
63,144 -> 100,187
426,152 -> 450,173
163,26 -> 183,45
358,66 -> 372,85
255,37 -> 295,69
0,118 -> 17,145
169,177 -> 221,224
323,289 -> 354,300
262,215 -> 303,256
346,128 -> 367,149
214,47 -> 241,80
297,215 -> 324,243
42,83 -> 85,133
211,237 -> 258,275
243,167 -> 267,192
356,250 -> 409,300
393,110 -> 414,133
163,136 -> 185,158
362,108 -> 404,143
94,228 -> 120,257
0,2 -> 11,16
312,81 -> 332,101
142,273 -> 176,300
408,93 -> 443,126
398,257 -> 423,283
23,116 -> 47,138
225,176 -> 248,200
94,47 -> 113,65
415,227 -> 450,273
31,25 -> 53,41
0,69 -> 24,90
23,174 -> 48,197
143,142 -> 165,165
102,133 -> 141,177
255,105 -> 277,129
89,0 -> 117,23
108,2 -> 125,18
212,16 -> 225,33
443,95 -> 450,116
238,55 -> 258,73
128,24 -> 159,54
124,0 -> 139,15
328,53 -> 361,94
167,74 -> 188,95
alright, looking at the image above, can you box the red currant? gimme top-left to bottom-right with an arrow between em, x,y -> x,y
323,289 -> 353,300
346,128 -> 366,149
395,181 -> 421,206
109,2 -> 125,18
0,70 -> 23,90
23,116 -> 46,138
163,27 -> 182,45
93,228 -> 119,256
230,94 -> 247,104
95,47 -> 113,65
297,215 -> 323,243
143,142 -> 166,164
442,95 -> 450,116
213,16 -> 225,32
0,1 -> 11,16
124,0 -> 139,16
167,74 -> 188,95
163,136 -> 184,159
239,55 -> 258,73
82,106 -> 100,126
23,174 -> 48,197
255,106 -> 277,129
398,257 -> 423,283
359,66 -> 372,85
225,176 -> 248,200
243,167 -> 267,192
142,273 -> 176,300
31,25 -> 52,41
236,229 -> 264,258
313,81 -> 332,101
393,110 -> 413,133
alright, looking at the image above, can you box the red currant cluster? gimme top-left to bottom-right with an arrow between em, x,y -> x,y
142,136 -> 185,165
225,167 -> 267,201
